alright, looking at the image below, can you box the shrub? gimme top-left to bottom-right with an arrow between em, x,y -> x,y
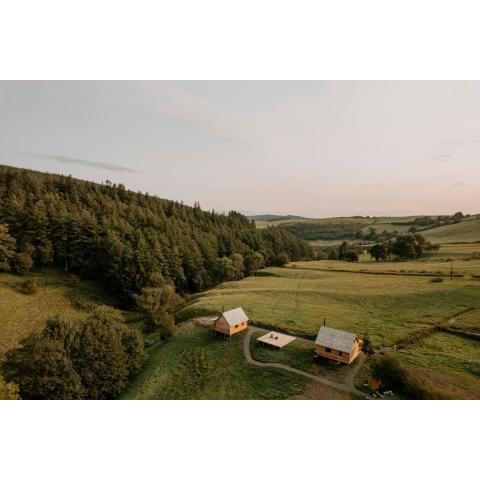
362,332 -> 374,354
271,252 -> 291,267
1,306 -> 146,400
66,274 -> 80,287
0,375 -> 20,400
369,353 -> 445,399
2,334 -> 84,400
134,285 -> 184,335
11,252 -> 33,275
430,277 -> 444,283
18,278 -> 39,294
0,224 -> 16,272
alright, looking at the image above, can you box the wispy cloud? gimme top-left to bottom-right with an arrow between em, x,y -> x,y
355,183 -> 383,189
429,154 -> 453,163
429,137 -> 480,163
21,152 -> 140,173
450,182 -> 465,188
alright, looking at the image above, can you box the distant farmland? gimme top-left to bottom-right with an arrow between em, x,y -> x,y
179,244 -> 480,345
250,214 -> 480,244
178,242 -> 480,398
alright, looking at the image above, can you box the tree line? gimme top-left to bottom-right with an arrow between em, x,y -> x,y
318,234 -> 440,263
0,165 -> 313,300
369,234 -> 440,261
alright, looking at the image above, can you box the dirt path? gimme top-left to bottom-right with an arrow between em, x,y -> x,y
244,326 -> 370,399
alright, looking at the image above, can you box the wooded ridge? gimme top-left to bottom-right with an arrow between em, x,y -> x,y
0,165 -> 313,301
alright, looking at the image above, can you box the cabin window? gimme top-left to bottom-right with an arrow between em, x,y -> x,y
338,351 -> 343,356
325,347 -> 331,353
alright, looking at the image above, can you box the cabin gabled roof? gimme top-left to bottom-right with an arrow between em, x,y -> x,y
315,326 -> 357,353
221,307 -> 249,326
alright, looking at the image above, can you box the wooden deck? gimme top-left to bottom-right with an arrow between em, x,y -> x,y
257,331 -> 296,349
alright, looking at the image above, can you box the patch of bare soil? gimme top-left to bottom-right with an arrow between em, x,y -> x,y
292,380 -> 352,400
195,316 -> 217,326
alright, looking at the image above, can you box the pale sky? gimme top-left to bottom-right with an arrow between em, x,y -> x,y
1,81 -> 479,217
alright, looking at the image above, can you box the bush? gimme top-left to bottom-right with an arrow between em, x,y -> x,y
362,332 -> 374,354
134,285 -> 184,335
430,277 -> 443,283
0,375 -> 20,400
11,252 -> 33,275
66,274 -> 80,287
369,353 -> 445,399
18,278 -> 39,294
1,306 -> 146,400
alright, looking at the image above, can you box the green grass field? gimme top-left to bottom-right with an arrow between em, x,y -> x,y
395,332 -> 480,399
421,217 -> 480,243
251,215 -> 423,229
122,323 -> 317,399
253,213 -> 480,244
176,242 -> 480,399
3,243 -> 479,399
179,258 -> 480,347
250,329 -> 356,383
296,243 -> 480,277
0,270 -> 120,358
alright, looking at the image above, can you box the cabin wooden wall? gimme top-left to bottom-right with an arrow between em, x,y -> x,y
314,339 -> 361,364
212,316 -> 248,336
228,321 -> 248,335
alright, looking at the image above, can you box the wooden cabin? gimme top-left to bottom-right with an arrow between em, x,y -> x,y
212,307 -> 249,338
314,326 -> 362,364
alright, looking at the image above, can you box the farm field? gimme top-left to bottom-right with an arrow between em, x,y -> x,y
395,332 -> 480,399
421,217 -> 480,243
122,323 -> 343,399
295,243 -> 480,277
251,214 -> 423,229
253,213 -> 480,245
0,271 -> 121,358
179,263 -> 480,348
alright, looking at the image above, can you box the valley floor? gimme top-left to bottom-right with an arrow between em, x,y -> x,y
174,243 -> 480,399
2,243 -> 479,399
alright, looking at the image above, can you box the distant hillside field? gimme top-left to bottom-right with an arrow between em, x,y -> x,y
421,218 -> 480,243
249,213 -> 480,243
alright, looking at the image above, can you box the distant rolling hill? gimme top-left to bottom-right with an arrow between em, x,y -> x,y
249,213 -> 480,243
421,217 -> 480,243
247,214 -> 314,227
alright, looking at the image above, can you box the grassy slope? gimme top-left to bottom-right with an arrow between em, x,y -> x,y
179,259 -> 480,348
422,218 -> 480,243
253,216 -> 374,229
252,213 -> 480,244
296,244 -> 480,277
253,215 -> 426,229
177,243 -> 480,399
396,333 -> 480,399
122,324 -> 314,399
0,270 -> 120,358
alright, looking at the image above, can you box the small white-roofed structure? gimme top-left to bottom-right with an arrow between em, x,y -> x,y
257,331 -> 296,349
314,326 -> 362,364
212,307 -> 249,338
222,307 -> 249,327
